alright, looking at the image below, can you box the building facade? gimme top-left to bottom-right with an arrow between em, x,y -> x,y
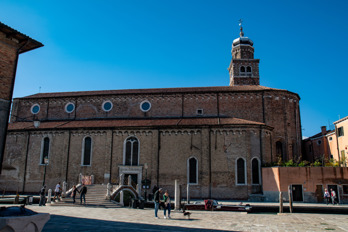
303,116 -> 348,167
0,22 -> 43,173
1,26 -> 302,200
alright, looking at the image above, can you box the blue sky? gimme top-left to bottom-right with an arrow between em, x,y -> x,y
1,0 -> 347,137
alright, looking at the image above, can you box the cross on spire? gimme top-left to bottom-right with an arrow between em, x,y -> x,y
239,19 -> 244,37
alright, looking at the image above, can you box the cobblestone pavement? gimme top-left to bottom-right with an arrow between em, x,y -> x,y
25,205 -> 348,232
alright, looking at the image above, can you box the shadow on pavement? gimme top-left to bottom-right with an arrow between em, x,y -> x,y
43,215 -> 236,232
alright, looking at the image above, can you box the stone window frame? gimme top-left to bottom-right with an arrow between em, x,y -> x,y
102,100 -> 113,112
239,66 -> 252,77
140,100 -> 151,112
31,104 -> 40,115
81,136 -> 93,166
123,136 -> 140,166
187,156 -> 198,185
65,102 -> 75,113
39,137 -> 50,165
338,127 -> 344,137
251,157 -> 261,185
235,157 -> 247,185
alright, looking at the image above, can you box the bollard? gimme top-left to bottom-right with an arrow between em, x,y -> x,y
47,189 -> 52,204
120,190 -> 124,206
174,179 -> 180,210
288,185 -> 293,213
106,183 -> 112,199
279,192 -> 283,213
62,181 -> 67,197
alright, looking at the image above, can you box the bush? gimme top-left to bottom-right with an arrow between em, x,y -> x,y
284,159 -> 296,167
298,160 -> 309,167
312,160 -> 322,167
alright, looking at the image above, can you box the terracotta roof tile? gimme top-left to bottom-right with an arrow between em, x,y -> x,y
20,85 -> 292,99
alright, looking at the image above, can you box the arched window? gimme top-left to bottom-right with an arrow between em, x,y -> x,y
276,141 -> 284,161
40,137 -> 50,165
251,158 -> 260,185
240,66 -> 246,75
187,157 -> 198,184
246,66 -> 252,73
124,137 -> 139,166
82,137 -> 92,166
236,158 -> 246,185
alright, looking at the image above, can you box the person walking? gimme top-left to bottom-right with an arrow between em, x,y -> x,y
330,189 -> 337,205
53,182 -> 62,201
163,190 -> 171,219
72,185 -> 80,204
153,188 -> 162,219
39,185 -> 46,206
324,188 -> 330,205
80,184 -> 87,205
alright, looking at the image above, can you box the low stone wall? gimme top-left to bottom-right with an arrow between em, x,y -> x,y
0,213 -> 50,232
262,167 -> 348,203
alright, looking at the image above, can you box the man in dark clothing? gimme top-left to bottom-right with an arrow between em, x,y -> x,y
39,185 -> 46,206
80,184 -> 87,204
154,188 -> 162,218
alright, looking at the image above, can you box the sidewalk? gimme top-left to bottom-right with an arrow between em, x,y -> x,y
18,203 -> 348,231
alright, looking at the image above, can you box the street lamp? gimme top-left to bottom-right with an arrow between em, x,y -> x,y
144,163 -> 148,201
42,157 -> 49,186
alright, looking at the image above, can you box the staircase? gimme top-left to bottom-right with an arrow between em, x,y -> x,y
51,184 -> 120,208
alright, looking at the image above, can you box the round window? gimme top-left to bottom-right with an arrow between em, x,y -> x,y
65,102 -> 75,113
140,100 -> 151,112
102,101 -> 113,112
31,104 -> 40,114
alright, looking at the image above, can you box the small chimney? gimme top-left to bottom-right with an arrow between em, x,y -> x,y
321,126 -> 327,135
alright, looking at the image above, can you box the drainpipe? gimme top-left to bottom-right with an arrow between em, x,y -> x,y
208,127 -> 212,198
65,131 -> 71,182
157,129 -> 161,186
259,126 -> 264,193
109,130 -> 114,183
22,131 -> 31,193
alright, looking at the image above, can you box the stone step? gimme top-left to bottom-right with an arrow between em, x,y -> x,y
59,184 -> 116,208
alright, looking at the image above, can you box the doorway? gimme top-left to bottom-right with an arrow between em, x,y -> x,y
292,185 -> 303,202
328,185 -> 339,203
315,185 -> 323,203
124,174 -> 138,189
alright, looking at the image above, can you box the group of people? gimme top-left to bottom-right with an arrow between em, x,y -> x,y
71,184 -> 88,204
324,188 -> 338,205
153,187 -> 172,219
39,182 -> 88,206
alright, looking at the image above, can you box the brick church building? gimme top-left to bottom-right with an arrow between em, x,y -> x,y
1,25 -> 302,200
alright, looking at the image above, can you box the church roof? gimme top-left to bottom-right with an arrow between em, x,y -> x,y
20,85 -> 299,99
8,117 -> 270,131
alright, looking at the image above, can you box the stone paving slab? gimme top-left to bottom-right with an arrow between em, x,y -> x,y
21,205 -> 348,232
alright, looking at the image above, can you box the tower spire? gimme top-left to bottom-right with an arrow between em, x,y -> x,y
228,20 -> 260,86
239,19 -> 244,37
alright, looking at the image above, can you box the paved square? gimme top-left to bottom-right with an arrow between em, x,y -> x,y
25,205 -> 348,232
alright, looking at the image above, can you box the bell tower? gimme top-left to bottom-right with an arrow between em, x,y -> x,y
228,20 -> 260,86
